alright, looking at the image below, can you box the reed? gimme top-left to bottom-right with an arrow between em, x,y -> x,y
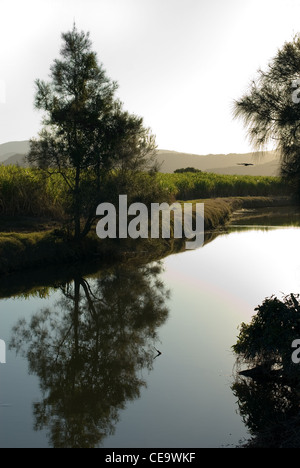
0,165 -> 65,217
0,166 -> 289,220
156,172 -> 288,200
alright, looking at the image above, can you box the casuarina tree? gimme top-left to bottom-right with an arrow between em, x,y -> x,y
233,34 -> 300,198
28,25 -> 157,240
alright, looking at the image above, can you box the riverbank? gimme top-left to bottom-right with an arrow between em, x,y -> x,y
0,195 -> 295,276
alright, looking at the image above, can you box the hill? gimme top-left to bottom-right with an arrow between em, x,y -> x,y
0,140 -> 281,176
2,153 -> 28,166
0,141 -> 30,163
156,149 -> 281,176
208,160 -> 280,177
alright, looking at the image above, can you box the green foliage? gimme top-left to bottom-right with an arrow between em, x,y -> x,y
0,166 -> 288,223
0,165 -> 64,217
233,294 -> 300,375
95,170 -> 171,207
157,172 -> 288,200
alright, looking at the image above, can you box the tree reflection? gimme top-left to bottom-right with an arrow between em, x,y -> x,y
10,261 -> 169,448
232,293 -> 300,448
232,374 -> 300,447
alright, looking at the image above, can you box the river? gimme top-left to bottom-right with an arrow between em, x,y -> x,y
0,206 -> 300,448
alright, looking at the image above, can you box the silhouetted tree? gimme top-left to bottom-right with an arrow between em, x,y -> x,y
9,261 -> 169,448
232,292 -> 300,447
28,25 -> 157,241
233,293 -> 300,378
232,374 -> 300,448
233,35 -> 300,197
174,167 -> 202,173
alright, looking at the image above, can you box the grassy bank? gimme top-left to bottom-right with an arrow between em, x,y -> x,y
182,195 -> 294,230
0,195 -> 293,276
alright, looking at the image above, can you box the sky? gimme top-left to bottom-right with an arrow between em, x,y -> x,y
1,0 -> 300,155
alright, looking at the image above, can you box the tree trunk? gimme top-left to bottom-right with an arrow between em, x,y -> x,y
70,276 -> 81,392
74,164 -> 81,242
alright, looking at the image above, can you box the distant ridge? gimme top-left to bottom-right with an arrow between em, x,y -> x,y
2,153 -> 28,166
156,149 -> 280,176
0,140 -> 281,176
0,141 -> 30,163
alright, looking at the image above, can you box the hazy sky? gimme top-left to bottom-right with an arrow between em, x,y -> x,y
1,0 -> 300,154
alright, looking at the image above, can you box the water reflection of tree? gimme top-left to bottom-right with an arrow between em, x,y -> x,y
232,293 -> 300,448
232,375 -> 300,447
10,261 -> 170,448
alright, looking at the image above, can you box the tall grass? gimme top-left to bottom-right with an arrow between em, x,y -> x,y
0,165 -> 65,217
0,166 -> 290,220
156,172 -> 289,199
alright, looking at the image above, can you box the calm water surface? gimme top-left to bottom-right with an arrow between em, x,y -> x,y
1,209 -> 300,448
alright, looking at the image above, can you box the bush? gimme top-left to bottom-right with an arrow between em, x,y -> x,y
233,293 -> 300,379
174,167 -> 202,173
